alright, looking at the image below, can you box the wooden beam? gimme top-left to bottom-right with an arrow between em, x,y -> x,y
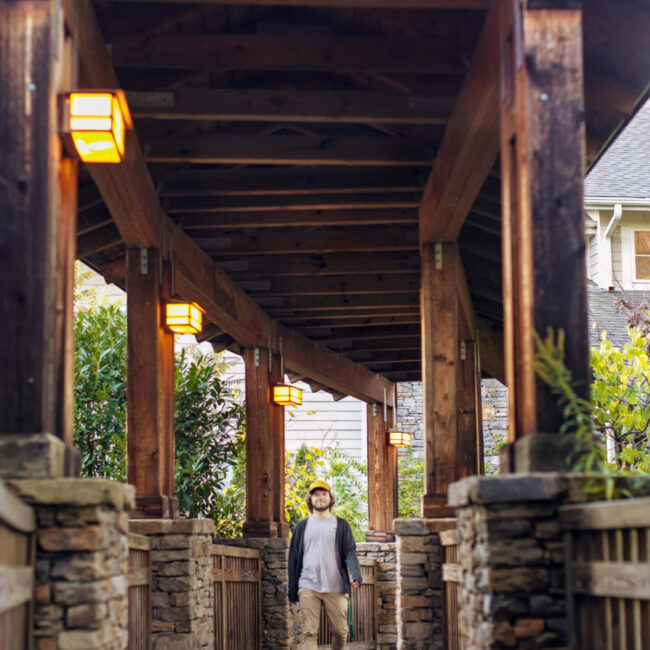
112,0 -> 487,8
166,194 -> 420,214
419,1 -> 500,243
259,293 -> 420,312
196,226 -> 418,256
327,336 -> 420,352
145,135 -> 433,167
77,223 -> 123,259
367,404 -> 397,533
126,249 -> 176,518
239,274 -> 420,297
129,88 -> 451,124
476,317 -> 504,384
175,209 -> 416,229
158,167 -> 425,197
499,4 -> 589,454
421,242 -> 457,518
307,324 -> 420,341
110,35 -> 466,75
218,252 -> 420,278
69,0 -> 395,405
457,339 -> 480,478
283,315 -> 419,329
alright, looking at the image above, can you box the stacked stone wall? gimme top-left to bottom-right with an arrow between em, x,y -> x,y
8,478 -> 134,650
397,380 -> 509,472
394,518 -> 456,650
130,519 -> 215,650
448,476 -> 571,649
356,541 -> 397,649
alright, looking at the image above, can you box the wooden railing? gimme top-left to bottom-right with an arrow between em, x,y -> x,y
127,532 -> 152,650
440,528 -> 461,650
318,558 -> 378,649
212,544 -> 262,650
560,497 -> 650,650
0,481 -> 35,650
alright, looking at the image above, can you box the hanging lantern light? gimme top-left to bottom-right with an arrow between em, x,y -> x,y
272,384 -> 303,407
61,90 -> 132,163
387,429 -> 412,448
165,302 -> 203,334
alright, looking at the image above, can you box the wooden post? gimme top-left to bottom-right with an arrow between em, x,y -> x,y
499,1 -> 589,470
126,247 -> 176,518
243,347 -> 289,538
421,242 -> 457,518
366,402 -> 397,534
0,0 -> 74,477
457,340 -> 481,478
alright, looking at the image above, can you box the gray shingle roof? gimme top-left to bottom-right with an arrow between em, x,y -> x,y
585,98 -> 650,200
588,281 -> 650,349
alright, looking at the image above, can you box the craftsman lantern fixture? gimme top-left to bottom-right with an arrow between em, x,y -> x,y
165,302 -> 203,335
61,91 -> 132,163
272,384 -> 303,407
387,429 -> 412,448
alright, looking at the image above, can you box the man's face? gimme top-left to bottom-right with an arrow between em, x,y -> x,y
311,488 -> 331,511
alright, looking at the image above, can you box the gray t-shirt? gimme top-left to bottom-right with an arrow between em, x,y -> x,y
298,514 -> 345,593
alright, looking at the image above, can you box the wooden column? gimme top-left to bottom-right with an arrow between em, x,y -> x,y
499,1 -> 589,470
366,402 -> 397,534
457,340 -> 481,478
243,347 -> 289,538
0,0 -> 75,477
126,247 -> 176,518
421,242 -> 457,518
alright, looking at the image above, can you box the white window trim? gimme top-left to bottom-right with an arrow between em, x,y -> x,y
622,225 -> 650,286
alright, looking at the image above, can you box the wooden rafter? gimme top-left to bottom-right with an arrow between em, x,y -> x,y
128,88 -> 452,124
68,0 -> 395,404
145,135 -> 433,166
110,34 -> 466,74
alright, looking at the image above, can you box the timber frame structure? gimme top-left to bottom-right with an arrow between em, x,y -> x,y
1,0 -> 649,533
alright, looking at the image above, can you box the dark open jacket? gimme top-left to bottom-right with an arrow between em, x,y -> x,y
288,516 -> 362,603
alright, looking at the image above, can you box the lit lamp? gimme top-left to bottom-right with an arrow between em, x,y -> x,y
272,384 -> 303,407
61,91 -> 132,163
165,302 -> 203,335
387,430 -> 412,448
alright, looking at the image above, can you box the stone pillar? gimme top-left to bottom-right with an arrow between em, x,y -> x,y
229,537 -> 298,649
394,518 -> 456,650
129,519 -> 215,650
7,479 -> 134,650
448,475 -> 570,649
356,541 -> 398,650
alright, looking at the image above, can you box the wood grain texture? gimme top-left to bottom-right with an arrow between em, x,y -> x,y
0,0 -> 58,436
457,341 -> 479,478
421,243 -> 458,517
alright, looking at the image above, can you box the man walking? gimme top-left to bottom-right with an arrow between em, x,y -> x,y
288,480 -> 362,650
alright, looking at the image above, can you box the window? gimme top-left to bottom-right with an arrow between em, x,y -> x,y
634,231 -> 650,279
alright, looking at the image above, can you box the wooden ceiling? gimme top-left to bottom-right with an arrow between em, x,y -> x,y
78,0 -> 650,388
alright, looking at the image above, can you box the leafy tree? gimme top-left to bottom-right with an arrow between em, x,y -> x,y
398,448 -> 423,518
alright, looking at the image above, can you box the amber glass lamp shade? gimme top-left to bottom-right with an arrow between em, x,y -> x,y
165,302 -> 203,335
272,384 -> 303,407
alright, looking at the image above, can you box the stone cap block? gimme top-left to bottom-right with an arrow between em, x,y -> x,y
426,518 -> 457,533
448,475 -> 569,508
0,433 -> 64,479
130,518 -> 215,535
8,478 -> 135,510
0,480 -> 35,533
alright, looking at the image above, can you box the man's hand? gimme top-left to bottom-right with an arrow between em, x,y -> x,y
290,602 -> 300,615
352,581 -> 360,589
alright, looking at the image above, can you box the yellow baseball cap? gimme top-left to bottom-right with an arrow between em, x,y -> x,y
309,480 -> 331,493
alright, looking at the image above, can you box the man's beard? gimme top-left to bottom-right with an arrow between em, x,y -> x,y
313,504 -> 330,512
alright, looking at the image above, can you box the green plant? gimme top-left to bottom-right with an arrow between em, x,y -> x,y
398,448 -> 423,518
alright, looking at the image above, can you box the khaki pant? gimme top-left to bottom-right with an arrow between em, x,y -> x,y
298,588 -> 349,650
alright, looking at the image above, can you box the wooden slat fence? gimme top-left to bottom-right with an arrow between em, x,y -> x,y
440,528 -> 460,650
212,544 -> 262,650
317,558 -> 378,649
127,532 -> 152,650
560,497 -> 650,650
0,481 -> 35,650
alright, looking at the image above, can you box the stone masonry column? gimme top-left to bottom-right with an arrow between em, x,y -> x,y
8,479 -> 134,650
394,518 -> 456,650
448,475 -> 570,649
130,519 -> 215,650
